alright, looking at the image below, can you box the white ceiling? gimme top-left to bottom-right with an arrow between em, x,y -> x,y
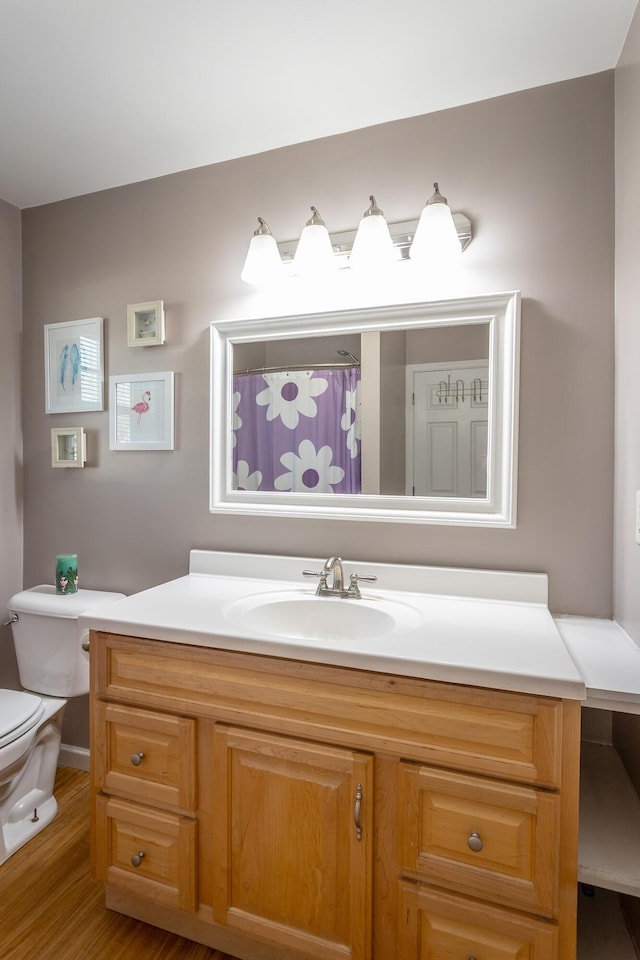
1,0 -> 637,209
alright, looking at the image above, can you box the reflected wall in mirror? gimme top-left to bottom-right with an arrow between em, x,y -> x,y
210,291 -> 520,526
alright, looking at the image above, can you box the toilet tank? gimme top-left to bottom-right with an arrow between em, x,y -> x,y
8,586 -> 126,697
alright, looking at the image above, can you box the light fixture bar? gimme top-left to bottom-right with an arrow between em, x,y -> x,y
276,212 -> 471,265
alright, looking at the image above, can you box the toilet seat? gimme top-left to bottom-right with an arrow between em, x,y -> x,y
0,690 -> 44,749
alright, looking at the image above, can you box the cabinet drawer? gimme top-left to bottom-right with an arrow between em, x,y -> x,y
94,632 -> 563,786
93,701 -> 196,813
399,762 -> 559,916
93,794 -> 197,912
397,882 -> 557,960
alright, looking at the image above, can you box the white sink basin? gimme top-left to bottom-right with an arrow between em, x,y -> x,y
224,590 -> 423,642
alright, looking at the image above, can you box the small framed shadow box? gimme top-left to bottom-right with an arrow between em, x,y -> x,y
51,426 -> 86,468
127,300 -> 166,347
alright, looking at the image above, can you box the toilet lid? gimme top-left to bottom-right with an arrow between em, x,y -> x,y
0,689 -> 43,746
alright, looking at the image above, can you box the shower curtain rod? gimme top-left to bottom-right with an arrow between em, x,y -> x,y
233,361 -> 360,376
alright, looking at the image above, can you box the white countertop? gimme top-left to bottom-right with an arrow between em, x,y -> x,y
79,551 -> 586,700
554,616 -> 640,714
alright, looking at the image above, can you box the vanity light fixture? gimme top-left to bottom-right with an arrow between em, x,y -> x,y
240,185 -> 471,285
292,206 -> 336,277
240,218 -> 283,286
409,182 -> 462,264
349,195 -> 397,271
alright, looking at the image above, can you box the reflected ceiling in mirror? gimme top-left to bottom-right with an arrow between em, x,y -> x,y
210,292 -> 520,526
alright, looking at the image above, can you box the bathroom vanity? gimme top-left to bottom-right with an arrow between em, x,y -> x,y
84,551 -> 585,960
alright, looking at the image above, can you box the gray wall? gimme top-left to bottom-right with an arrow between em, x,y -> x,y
21,72 -> 614,635
615,7 -> 640,642
613,15 -> 640,940
0,198 -> 22,688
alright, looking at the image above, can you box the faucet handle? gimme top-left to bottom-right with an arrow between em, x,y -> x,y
347,572 -> 377,598
302,569 -> 328,594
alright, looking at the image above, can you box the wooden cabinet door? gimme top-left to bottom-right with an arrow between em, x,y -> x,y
211,724 -> 373,960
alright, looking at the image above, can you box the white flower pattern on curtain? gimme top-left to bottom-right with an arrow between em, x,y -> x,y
232,368 -> 361,493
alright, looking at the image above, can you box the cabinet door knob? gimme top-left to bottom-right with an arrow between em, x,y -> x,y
130,752 -> 145,767
467,831 -> 483,852
130,851 -> 145,867
353,783 -> 363,841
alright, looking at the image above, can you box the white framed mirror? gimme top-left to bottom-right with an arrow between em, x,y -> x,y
210,291 -> 520,526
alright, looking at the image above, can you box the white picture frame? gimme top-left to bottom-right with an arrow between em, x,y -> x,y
51,426 -> 86,468
44,317 -> 104,413
109,371 -> 175,451
127,300 -> 165,347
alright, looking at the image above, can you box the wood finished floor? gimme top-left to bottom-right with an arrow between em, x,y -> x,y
0,766 -> 235,960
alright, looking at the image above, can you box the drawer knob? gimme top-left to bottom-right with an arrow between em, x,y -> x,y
467,831 -> 483,852
130,752 -> 145,767
131,851 -> 145,867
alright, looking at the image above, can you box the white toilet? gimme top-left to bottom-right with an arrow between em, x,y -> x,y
0,584 -> 124,864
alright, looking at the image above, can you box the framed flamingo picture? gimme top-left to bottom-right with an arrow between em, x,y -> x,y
44,316 -> 104,413
109,371 -> 175,451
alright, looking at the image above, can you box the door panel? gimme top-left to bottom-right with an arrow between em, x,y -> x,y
410,363 -> 489,497
212,724 -> 373,960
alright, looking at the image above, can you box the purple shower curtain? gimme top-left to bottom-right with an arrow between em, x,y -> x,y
232,368 -> 361,494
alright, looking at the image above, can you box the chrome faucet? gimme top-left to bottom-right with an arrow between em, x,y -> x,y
323,556 -> 345,593
302,557 -> 377,598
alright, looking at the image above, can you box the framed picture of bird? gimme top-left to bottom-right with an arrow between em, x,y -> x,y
109,371 -> 175,451
44,316 -> 104,413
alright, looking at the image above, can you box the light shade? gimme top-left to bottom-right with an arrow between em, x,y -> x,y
409,183 -> 461,265
292,207 -> 336,277
349,196 -> 396,271
241,218 -> 282,285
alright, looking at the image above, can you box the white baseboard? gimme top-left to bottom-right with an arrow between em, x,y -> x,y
58,743 -> 90,771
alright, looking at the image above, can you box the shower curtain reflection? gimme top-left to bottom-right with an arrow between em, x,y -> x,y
232,368 -> 361,494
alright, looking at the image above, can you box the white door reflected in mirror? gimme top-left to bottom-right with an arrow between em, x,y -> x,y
408,362 -> 489,498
